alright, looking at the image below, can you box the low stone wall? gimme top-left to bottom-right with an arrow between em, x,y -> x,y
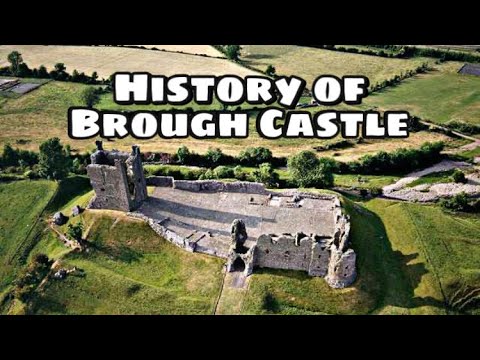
174,180 -> 269,195
127,213 -> 196,253
146,176 -> 174,187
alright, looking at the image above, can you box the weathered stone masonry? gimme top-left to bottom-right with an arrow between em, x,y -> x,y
87,144 -> 357,289
87,142 -> 148,212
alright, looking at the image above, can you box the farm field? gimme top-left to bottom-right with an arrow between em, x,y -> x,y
0,79 -> 455,158
241,45 -> 433,87
125,45 -> 224,57
364,62 -> 480,125
242,198 -> 480,315
0,45 -> 256,80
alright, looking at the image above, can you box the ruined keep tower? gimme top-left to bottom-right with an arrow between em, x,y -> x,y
87,142 -> 148,212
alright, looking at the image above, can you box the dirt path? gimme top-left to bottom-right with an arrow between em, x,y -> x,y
214,271 -> 250,315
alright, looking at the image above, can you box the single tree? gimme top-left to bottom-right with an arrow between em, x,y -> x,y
1,144 -> 19,167
7,51 -> 24,76
224,45 -> 241,61
288,151 -> 335,188
38,138 -> 71,180
37,65 -> 49,78
253,163 -> 279,188
205,148 -> 224,167
176,146 -> 191,165
266,65 -> 277,77
81,87 -> 101,108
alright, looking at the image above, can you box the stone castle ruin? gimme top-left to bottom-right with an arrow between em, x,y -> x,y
87,143 -> 357,289
87,142 -> 148,212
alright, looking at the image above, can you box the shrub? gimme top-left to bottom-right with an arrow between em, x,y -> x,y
214,166 -> 234,179
233,166 -> 248,181
266,65 -> 277,77
440,193 -> 471,212
205,148 -> 225,167
252,163 -> 279,188
239,147 -> 273,166
199,169 -> 216,180
446,121 -> 480,135
176,146 -> 192,165
67,223 -> 84,241
452,170 -> 467,184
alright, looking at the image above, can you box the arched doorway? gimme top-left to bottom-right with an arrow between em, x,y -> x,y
233,257 -> 246,272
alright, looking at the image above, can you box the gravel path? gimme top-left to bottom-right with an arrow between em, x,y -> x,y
383,160 -> 480,202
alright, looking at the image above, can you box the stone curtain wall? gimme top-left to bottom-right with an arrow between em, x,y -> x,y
128,213 -> 198,253
254,197 -> 356,288
255,235 -> 314,272
174,180 -> 269,195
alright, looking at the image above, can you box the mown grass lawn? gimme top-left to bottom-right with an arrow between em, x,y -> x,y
406,171 -> 454,188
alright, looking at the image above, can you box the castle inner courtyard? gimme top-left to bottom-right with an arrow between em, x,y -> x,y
138,187 -> 338,258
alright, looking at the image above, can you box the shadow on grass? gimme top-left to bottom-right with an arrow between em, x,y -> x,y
252,200 -> 447,314
88,240 -> 144,264
349,202 -> 446,312
46,176 -> 92,213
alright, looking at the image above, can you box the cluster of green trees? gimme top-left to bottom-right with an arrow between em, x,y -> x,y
0,51 -> 105,84
213,45 -> 242,61
440,192 -> 480,213
370,63 -> 433,93
0,138 -> 87,181
146,142 -> 447,188
340,142 -> 445,175
13,254 -> 52,303
175,146 -> 285,168
146,163 -> 280,187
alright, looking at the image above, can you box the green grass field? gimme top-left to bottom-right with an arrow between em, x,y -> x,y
364,62 -> 480,125
1,178 -> 479,315
0,181 -> 57,296
242,198 -> 480,315
242,45 -> 432,87
406,171 -> 454,188
29,211 -> 225,315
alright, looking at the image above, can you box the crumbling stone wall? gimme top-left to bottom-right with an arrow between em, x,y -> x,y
87,142 -> 148,212
146,176 -> 174,187
253,196 -> 356,288
255,234 -> 314,272
174,180 -> 268,195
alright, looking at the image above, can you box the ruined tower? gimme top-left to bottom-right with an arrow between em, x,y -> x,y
87,142 -> 148,212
